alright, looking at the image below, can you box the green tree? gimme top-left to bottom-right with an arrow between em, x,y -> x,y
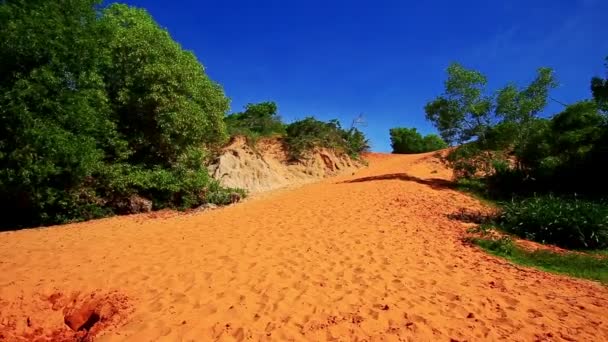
342,127 -> 370,158
422,134 -> 449,151
224,101 -> 285,137
424,63 -> 493,145
425,63 -> 556,148
0,0 -> 120,226
285,117 -> 369,160
496,68 -> 557,123
425,63 -> 556,180
390,128 -> 424,153
390,128 -> 447,154
495,68 -> 557,148
591,56 -> 608,112
0,1 -> 238,229
101,4 -> 229,166
550,101 -> 604,160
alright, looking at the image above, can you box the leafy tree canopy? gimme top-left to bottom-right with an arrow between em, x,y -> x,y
591,56 -> 608,112
425,58 -> 608,198
0,0 -> 235,229
389,128 -> 447,154
425,63 -> 557,146
224,101 -> 285,137
285,117 -> 369,160
101,4 -> 229,165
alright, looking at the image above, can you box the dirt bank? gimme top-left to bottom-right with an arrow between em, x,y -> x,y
208,136 -> 363,193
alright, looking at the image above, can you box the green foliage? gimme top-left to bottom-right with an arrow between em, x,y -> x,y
474,237 -> 608,283
496,68 -> 557,124
285,117 -> 369,160
101,4 -> 229,164
100,149 -> 244,210
285,117 -> 343,159
224,104 -> 370,159
455,178 -> 489,198
389,128 -> 447,154
0,1 -> 240,229
224,101 -> 286,143
426,59 -> 608,279
425,63 -> 557,178
424,63 -> 494,144
424,61 -> 608,197
496,196 -> 608,250
444,142 -> 512,179
485,101 -> 607,197
1,0 -> 116,227
475,236 -> 516,256
591,57 -> 608,112
342,127 -> 370,159
550,101 -> 605,162
429,58 -> 608,278
422,134 -> 448,151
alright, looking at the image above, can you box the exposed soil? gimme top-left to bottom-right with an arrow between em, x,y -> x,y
208,136 -> 363,193
0,291 -> 131,341
1,152 -> 607,341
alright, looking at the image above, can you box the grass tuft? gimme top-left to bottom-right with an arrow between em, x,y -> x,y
473,237 -> 608,283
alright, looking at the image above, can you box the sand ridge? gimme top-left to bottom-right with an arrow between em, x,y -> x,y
1,152 -> 607,341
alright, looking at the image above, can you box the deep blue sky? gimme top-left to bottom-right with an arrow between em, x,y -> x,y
119,0 -> 607,152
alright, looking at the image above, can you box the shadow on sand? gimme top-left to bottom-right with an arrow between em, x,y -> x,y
340,173 -> 455,190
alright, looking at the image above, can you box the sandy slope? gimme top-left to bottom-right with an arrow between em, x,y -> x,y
1,153 -> 608,341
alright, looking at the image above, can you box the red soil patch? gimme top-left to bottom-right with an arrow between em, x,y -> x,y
0,291 -> 131,341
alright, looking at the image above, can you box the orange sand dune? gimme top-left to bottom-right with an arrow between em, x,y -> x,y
1,153 -> 608,341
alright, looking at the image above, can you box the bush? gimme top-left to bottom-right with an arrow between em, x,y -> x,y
101,4 -> 230,163
389,128 -> 447,154
100,150 -> 245,211
285,117 -> 369,160
427,60 -> 608,201
480,102 -> 608,198
224,102 -> 286,143
0,1 -> 240,229
225,105 -> 370,159
285,118 -> 342,159
342,127 -> 370,158
496,196 -> 608,250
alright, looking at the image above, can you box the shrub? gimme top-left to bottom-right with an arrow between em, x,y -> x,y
342,127 -> 370,158
592,56 -> 608,112
285,118 -> 342,159
389,127 -> 447,154
496,196 -> 608,250
426,59 -> 608,201
0,1 -> 240,229
225,105 -> 370,159
285,117 -> 369,160
422,134 -> 449,152
224,102 -> 286,143
481,102 -> 608,198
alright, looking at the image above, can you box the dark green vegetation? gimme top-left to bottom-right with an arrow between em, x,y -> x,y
224,102 -> 370,160
285,117 -> 369,160
497,196 -> 608,250
473,237 -> 608,283
426,58 -> 608,280
0,1 -> 368,230
0,0 -> 240,229
426,60 -> 608,199
389,128 -> 447,154
224,102 -> 286,143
